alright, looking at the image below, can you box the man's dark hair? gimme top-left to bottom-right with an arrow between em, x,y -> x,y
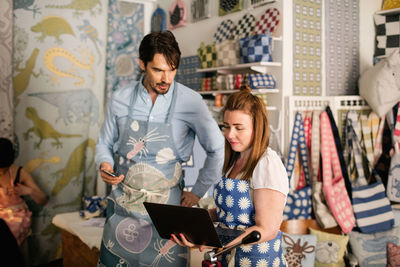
139,31 -> 181,69
0,138 -> 14,168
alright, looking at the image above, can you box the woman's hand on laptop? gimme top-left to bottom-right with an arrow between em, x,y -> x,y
170,233 -> 213,252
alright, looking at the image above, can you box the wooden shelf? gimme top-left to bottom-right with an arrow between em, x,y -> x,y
196,61 -> 282,73
211,106 -> 277,112
198,88 -> 279,95
375,7 -> 400,15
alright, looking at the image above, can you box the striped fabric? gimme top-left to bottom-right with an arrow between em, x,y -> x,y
296,114 -> 311,190
373,116 -> 385,164
348,125 -> 395,233
346,111 -> 368,187
361,114 -> 374,165
352,181 -> 395,233
369,112 -> 380,147
311,110 -> 337,228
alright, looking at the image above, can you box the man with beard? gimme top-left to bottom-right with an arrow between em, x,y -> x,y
95,30 -> 224,266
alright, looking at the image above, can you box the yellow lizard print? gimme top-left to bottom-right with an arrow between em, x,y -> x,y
44,47 -> 94,86
51,138 -> 95,196
24,155 -> 61,174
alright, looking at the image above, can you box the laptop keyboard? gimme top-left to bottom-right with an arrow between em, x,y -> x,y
215,227 -> 244,246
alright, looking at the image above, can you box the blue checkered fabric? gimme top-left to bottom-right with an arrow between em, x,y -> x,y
248,73 -> 276,89
239,33 -> 272,63
232,13 -> 256,40
213,19 -> 234,43
175,56 -> 204,91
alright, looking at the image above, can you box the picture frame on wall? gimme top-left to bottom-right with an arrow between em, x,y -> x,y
248,0 -> 275,8
191,0 -> 211,23
168,0 -> 187,30
219,0 -> 243,16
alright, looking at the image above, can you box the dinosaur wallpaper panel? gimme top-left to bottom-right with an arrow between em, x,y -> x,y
13,0 -> 108,264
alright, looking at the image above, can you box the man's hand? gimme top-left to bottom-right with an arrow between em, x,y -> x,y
180,191 -> 200,207
100,162 -> 124,185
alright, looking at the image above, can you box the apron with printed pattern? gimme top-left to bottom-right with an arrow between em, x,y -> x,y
99,82 -> 188,267
214,176 -> 286,267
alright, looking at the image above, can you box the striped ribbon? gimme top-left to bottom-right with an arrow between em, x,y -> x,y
346,111 -> 368,187
360,114 -> 375,164
310,110 -> 321,184
373,116 -> 385,164
369,112 -> 380,147
296,114 -> 312,189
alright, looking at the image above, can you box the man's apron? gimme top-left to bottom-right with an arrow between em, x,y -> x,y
214,176 -> 286,267
99,82 -> 188,267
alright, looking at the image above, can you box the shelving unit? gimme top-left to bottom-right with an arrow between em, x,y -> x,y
375,7 -> 400,15
198,88 -> 279,95
196,61 -> 282,73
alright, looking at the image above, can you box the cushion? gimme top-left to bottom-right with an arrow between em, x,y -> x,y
282,232 -> 317,267
387,242 -> 400,267
348,227 -> 400,267
373,13 -> 400,58
309,228 -> 349,267
382,0 -> 400,10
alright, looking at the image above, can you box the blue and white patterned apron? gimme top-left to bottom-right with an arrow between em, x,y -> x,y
214,176 -> 286,267
99,82 -> 188,267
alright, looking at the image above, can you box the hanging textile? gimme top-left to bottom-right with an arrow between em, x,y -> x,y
0,0 -> 14,140
13,1 -> 108,264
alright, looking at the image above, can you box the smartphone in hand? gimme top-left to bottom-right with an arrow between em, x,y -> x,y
102,169 -> 117,177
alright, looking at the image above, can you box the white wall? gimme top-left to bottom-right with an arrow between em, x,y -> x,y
359,0 -> 383,74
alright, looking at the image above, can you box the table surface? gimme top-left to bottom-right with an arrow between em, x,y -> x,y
52,211 -> 104,250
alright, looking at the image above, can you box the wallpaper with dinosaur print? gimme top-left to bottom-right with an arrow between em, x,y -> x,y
0,0 -> 14,140
12,0 -> 108,264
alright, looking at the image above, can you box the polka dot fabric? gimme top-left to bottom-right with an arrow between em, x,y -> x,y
320,111 -> 355,234
283,112 -> 312,220
254,8 -> 280,35
232,13 -> 256,40
214,19 -> 235,43
214,177 -> 286,266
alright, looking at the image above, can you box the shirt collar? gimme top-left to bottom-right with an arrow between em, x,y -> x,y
139,75 -> 175,103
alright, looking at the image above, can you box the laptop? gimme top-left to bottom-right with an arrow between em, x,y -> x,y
143,202 -> 244,248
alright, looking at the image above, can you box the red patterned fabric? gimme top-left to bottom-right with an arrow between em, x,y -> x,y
254,8 -> 280,35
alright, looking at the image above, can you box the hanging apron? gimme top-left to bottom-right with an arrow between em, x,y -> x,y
99,82 -> 188,267
214,176 -> 286,267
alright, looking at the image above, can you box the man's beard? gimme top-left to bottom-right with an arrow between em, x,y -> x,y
150,82 -> 170,95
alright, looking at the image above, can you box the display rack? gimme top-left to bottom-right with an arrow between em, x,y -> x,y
285,95 -> 371,156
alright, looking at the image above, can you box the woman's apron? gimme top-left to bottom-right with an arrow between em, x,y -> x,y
99,83 -> 188,267
0,167 -> 31,246
214,176 -> 286,267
